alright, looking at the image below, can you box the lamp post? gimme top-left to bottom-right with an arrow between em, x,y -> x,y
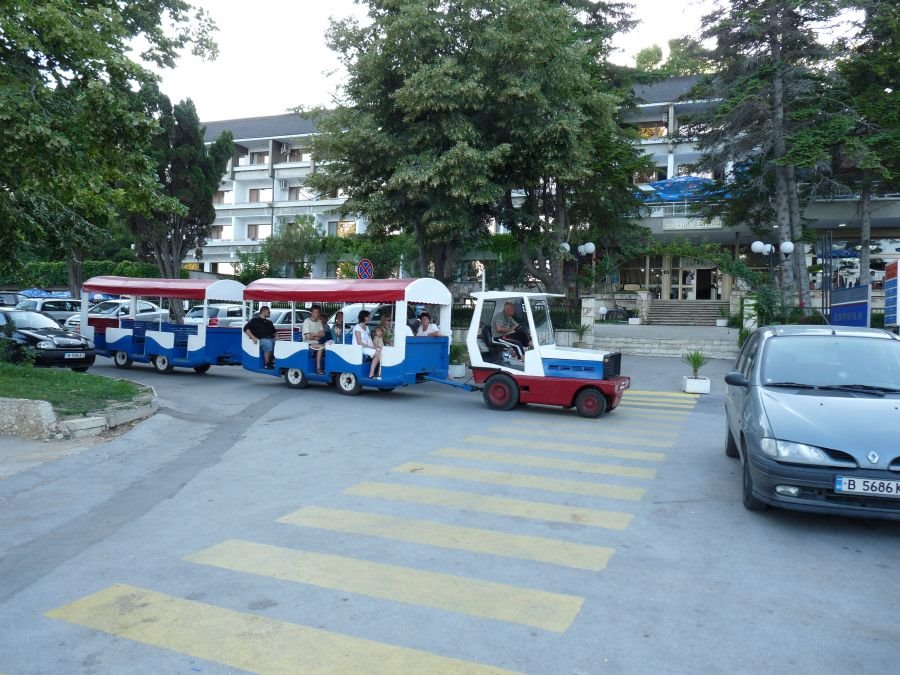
751,240 -> 795,284
574,242 -> 596,301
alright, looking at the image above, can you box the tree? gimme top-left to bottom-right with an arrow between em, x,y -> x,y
260,216 -> 322,278
0,0 -> 218,280
634,39 -> 712,76
635,45 -> 664,72
308,0 -> 644,292
125,94 -> 233,308
691,0 -> 845,307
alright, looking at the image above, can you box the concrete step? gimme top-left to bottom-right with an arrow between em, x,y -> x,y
647,301 -> 730,326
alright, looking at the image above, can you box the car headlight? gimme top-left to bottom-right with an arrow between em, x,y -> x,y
84,340 -> 95,349
759,438 -> 830,464
36,340 -> 55,349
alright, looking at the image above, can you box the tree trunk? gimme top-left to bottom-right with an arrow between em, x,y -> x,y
412,219 -> 429,277
785,166 -> 810,308
859,183 -> 872,289
66,248 -> 84,299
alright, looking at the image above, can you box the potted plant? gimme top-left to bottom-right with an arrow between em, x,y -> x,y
681,350 -> 711,394
573,322 -> 591,348
448,342 -> 467,378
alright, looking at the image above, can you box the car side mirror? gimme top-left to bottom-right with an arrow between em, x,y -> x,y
725,371 -> 749,388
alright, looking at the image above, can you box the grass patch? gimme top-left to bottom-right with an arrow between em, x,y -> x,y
0,363 -> 140,417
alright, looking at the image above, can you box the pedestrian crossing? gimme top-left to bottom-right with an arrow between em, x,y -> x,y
46,389 -> 698,672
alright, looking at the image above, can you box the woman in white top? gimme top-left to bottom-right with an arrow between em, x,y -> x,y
352,310 -> 381,378
416,311 -> 442,337
301,304 -> 326,374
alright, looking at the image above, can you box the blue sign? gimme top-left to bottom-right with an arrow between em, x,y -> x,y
885,262 -> 897,327
356,259 -> 374,279
830,285 -> 871,328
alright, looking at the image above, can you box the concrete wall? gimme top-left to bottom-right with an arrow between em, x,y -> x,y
0,398 -> 57,439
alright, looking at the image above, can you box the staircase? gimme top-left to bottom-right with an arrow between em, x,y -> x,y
647,300 -> 730,326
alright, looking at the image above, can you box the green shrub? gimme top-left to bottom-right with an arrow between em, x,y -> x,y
738,327 -> 751,346
681,350 -> 710,378
449,342 -> 468,364
871,312 -> 885,328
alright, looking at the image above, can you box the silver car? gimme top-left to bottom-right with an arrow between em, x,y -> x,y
184,304 -> 245,327
15,297 -> 80,323
725,325 -> 900,520
64,299 -> 169,329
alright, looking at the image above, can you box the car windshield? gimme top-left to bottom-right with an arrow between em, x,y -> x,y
14,300 -> 37,310
6,311 -> 61,330
91,301 -> 123,314
186,306 -> 218,317
762,335 -> 900,389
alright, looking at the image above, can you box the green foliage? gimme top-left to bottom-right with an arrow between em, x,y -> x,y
259,215 -> 321,278
645,239 -> 760,287
681,350 -> 711,378
0,1 -> 218,278
10,260 -> 169,288
635,45 -> 663,72
870,311 -> 885,328
449,342 -> 468,365
574,323 -> 591,339
738,327 -> 751,347
634,39 -> 712,75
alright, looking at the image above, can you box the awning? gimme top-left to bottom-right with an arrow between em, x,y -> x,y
81,277 -> 245,301
244,278 -> 452,305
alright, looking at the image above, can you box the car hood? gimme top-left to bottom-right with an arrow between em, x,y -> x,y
18,327 -> 89,345
761,388 -> 900,464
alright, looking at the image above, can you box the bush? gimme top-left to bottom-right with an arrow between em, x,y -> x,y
449,342 -> 468,365
738,327 -> 751,346
871,311 -> 885,328
727,313 -> 742,329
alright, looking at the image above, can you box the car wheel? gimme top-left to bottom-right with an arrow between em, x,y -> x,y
71,367 -> 89,373
193,364 -> 211,374
575,389 -> 607,418
725,422 -> 739,458
284,367 -> 308,389
482,373 -> 519,411
742,456 -> 767,511
152,354 -> 174,374
336,372 -> 362,396
113,351 -> 133,369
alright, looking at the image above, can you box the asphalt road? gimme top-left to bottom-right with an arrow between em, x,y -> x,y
0,356 -> 898,674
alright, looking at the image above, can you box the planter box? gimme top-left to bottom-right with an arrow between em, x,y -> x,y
449,364 -> 466,379
573,341 -> 590,349
628,317 -> 642,325
682,376 -> 711,394
715,318 -> 729,327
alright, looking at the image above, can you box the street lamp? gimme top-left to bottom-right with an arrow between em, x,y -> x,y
575,242 -> 596,301
751,240 -> 795,282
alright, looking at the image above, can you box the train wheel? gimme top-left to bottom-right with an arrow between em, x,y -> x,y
336,372 -> 362,396
113,351 -> 133,369
284,367 -> 308,389
152,355 -> 174,374
575,389 -> 607,418
193,364 -> 211,374
483,374 -> 519,411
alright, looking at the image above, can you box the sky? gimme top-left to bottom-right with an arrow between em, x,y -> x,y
154,0 -> 714,123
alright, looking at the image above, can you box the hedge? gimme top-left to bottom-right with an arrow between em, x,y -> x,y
6,261 -> 184,287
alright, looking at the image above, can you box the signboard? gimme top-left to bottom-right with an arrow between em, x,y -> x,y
830,285 -> 871,328
661,218 -> 722,231
356,259 -> 374,280
885,261 -> 898,327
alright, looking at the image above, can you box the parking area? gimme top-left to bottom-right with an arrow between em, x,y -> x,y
1,356 -> 898,673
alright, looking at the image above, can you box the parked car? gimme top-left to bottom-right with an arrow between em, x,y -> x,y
15,297 -> 80,324
330,303 -> 417,332
725,325 -> 900,520
267,308 -> 311,329
184,304 -> 245,327
0,292 -> 26,308
0,308 -> 96,371
64,299 -> 168,329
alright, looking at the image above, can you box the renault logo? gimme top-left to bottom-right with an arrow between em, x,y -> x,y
867,451 -> 880,464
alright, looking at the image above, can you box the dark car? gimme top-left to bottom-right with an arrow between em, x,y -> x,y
0,309 -> 96,372
724,325 -> 900,520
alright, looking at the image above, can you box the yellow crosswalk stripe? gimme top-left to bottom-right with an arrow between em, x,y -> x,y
486,425 -> 673,448
392,462 -> 646,501
463,435 -> 666,462
278,507 -> 615,571
345,482 -> 634,530
47,584 -> 519,674
515,420 -> 676,437
431,448 -> 657,479
626,389 -> 699,399
187,540 -> 583,632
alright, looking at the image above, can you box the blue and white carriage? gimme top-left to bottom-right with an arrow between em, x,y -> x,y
241,278 -> 452,394
79,276 -> 246,374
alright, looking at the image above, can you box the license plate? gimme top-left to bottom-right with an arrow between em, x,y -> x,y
835,476 -> 900,499
64,352 -> 85,359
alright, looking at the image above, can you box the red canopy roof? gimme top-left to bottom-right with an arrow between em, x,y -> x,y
244,278 -> 450,304
81,277 -> 245,301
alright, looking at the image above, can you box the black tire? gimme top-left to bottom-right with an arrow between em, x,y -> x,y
72,367 -> 89,373
575,389 -> 608,418
113,350 -> 133,369
377,387 -> 395,392
152,354 -> 174,374
742,456 -> 767,511
336,371 -> 362,396
193,364 -> 211,374
725,422 -> 739,458
482,373 -> 519,411
284,367 -> 308,389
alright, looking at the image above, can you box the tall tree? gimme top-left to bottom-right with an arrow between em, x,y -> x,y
308,0 -> 644,292
691,0 -> 844,306
0,0 -> 218,281
126,95 -> 233,302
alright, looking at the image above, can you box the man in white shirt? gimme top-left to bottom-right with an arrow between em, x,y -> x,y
416,311 -> 442,337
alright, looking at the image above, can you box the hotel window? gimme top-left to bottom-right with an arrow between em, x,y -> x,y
247,224 -> 272,241
327,221 -> 356,238
209,226 -> 224,240
212,190 -> 233,204
288,186 -> 317,201
632,167 -> 667,184
288,148 -> 313,162
248,188 -> 273,203
249,151 -> 269,165
637,122 -> 667,139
